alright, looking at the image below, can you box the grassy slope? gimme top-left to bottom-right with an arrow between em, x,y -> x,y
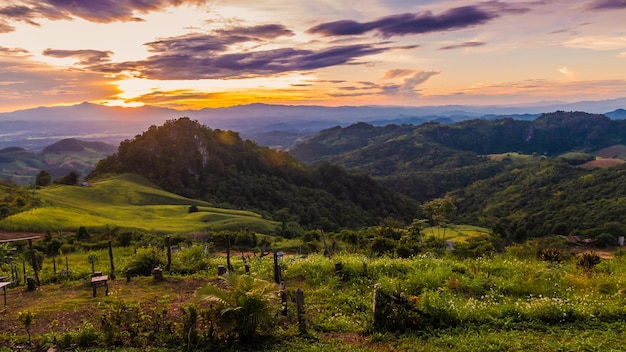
0,173 -> 276,234
2,252 -> 626,351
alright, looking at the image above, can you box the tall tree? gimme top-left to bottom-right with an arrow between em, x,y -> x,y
35,170 -> 52,187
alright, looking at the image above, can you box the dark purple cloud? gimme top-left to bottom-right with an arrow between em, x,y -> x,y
94,43 -> 390,80
145,34 -> 245,54
43,49 -> 113,65
41,0 -> 207,23
214,24 -> 294,40
308,6 -> 497,38
87,29 -> 399,80
586,0 -> 626,10
0,0 -> 206,33
439,41 -> 486,50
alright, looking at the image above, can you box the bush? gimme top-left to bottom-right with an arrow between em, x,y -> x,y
540,248 -> 565,263
577,251 -> 601,274
595,233 -> 617,247
125,246 -> 165,276
172,245 -> 208,274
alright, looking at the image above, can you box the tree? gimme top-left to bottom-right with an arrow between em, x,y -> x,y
421,197 -> 456,242
35,170 -> 52,187
54,170 -> 80,185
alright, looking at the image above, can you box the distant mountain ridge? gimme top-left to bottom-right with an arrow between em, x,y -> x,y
289,111 -> 626,201
1,98 -> 625,150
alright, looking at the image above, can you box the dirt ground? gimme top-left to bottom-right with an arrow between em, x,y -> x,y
0,232 -> 44,242
0,276 -> 208,337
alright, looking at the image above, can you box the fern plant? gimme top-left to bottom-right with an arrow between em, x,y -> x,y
198,273 -> 279,341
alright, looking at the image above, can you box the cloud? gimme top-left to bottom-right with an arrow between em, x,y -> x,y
0,56 -> 120,109
214,24 -> 294,40
558,66 -> 574,79
88,29 -> 401,80
586,0 -> 626,10
0,0 -> 207,32
306,3 -> 530,38
448,78 -> 626,100
0,46 -> 30,56
43,49 -> 113,65
439,41 -> 486,50
328,69 -> 441,98
382,69 -> 419,79
563,35 -> 626,50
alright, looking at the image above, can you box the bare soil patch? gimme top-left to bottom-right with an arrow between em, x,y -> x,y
0,276 -> 209,336
578,158 -> 625,168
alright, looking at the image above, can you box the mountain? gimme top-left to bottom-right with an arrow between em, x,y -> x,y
88,118 -> 419,231
1,98 -> 624,150
453,159 -> 626,240
0,138 -> 115,184
289,111 -> 626,201
606,109 -> 626,120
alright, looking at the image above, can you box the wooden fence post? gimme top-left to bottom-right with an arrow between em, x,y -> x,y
226,235 -> 233,273
273,253 -> 282,284
166,236 -> 172,272
296,288 -> 306,334
108,240 -> 116,280
22,259 -> 26,286
28,239 -> 40,286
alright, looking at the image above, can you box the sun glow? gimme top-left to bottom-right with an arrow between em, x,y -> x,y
109,74 -> 321,109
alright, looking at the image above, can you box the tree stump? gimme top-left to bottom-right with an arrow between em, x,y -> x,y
26,277 -> 36,291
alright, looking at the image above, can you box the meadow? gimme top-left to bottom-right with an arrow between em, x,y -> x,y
0,173 -> 276,234
1,240 -> 625,351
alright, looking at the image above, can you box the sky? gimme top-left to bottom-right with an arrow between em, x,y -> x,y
1,0 -> 625,113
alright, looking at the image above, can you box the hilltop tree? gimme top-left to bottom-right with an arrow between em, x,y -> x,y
54,170 -> 80,185
35,170 -> 52,187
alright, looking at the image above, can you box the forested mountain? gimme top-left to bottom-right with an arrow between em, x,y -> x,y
290,111 -> 626,201
453,159 -> 626,240
89,118 -> 419,231
0,138 -> 116,184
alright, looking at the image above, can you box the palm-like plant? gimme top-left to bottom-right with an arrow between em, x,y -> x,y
198,273 -> 279,341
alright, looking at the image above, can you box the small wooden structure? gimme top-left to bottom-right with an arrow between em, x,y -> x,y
0,281 -> 12,312
90,273 -> 109,297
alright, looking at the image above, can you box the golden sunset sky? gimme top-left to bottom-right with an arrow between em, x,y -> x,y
1,0 -> 625,113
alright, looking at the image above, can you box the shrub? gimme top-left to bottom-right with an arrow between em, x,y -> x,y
370,237 -> 395,257
577,251 -> 601,275
172,245 -> 208,274
595,233 -> 617,247
540,248 -> 564,263
76,322 -> 99,347
198,274 -> 279,341
372,285 -> 421,332
125,246 -> 165,276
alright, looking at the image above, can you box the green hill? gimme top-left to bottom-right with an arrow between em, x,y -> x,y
0,173 -> 277,234
453,159 -> 626,240
289,111 -> 626,201
0,138 -> 115,185
89,118 -> 419,231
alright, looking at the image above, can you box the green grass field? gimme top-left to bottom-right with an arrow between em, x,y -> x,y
423,224 -> 490,242
0,173 -> 277,234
